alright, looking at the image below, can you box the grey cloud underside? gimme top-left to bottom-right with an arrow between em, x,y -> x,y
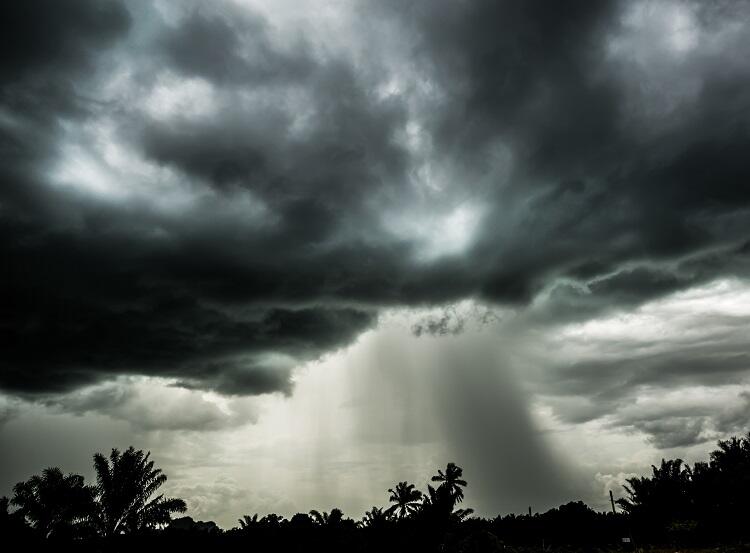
2,0 -> 750,396
611,391 -> 750,450
532,292 -> 750,449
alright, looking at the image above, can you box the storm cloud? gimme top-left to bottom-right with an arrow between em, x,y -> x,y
3,0 -> 750,399
2,0 -> 750,523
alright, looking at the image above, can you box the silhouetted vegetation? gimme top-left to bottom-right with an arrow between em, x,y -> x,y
93,446 -> 186,536
617,433 -> 750,545
10,467 -> 96,540
2,435 -> 750,552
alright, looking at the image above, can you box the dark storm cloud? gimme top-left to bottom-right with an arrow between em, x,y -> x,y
0,0 -> 382,396
0,0 -> 130,83
0,0 -> 131,209
3,0 -> 750,399
383,0 -> 750,305
161,6 -> 314,85
384,0 -> 620,162
1,214 -> 375,394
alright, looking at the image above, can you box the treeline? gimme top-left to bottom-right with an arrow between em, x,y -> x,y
617,432 -> 750,544
2,434 -> 749,552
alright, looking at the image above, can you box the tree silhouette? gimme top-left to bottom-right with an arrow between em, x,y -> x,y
431,462 -> 468,504
259,513 -> 285,527
616,457 -> 693,542
617,458 -> 692,517
7,435 -> 750,547
288,512 -> 315,530
93,446 -> 186,536
237,513 -> 259,529
420,484 -> 455,520
385,481 -> 422,519
309,508 -> 345,527
0,496 -> 9,521
692,432 -> 750,538
425,483 -> 474,523
360,506 -> 389,529
10,467 -> 95,539
0,495 -> 29,537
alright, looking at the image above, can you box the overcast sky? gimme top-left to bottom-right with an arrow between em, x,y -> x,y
2,0 -> 750,528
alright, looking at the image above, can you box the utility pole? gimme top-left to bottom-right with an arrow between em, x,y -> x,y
610,490 -> 617,514
528,506 -> 532,517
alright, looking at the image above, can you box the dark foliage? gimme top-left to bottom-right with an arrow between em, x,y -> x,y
618,432 -> 750,545
3,447 -> 185,548
9,467 -> 97,540
93,446 -> 186,536
3,436 -> 750,552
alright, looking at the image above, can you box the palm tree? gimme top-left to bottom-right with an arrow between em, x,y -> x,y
10,467 -> 96,539
420,484 -> 453,518
360,506 -> 389,529
431,462 -> 467,504
385,481 -> 423,519
617,457 -> 694,538
93,446 -> 186,536
617,458 -> 692,515
237,513 -> 259,529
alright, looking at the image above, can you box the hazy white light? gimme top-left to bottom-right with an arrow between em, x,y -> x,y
385,202 -> 485,261
49,118 -> 201,212
436,204 -> 483,257
611,0 -> 700,58
53,142 -> 124,199
144,74 -> 217,121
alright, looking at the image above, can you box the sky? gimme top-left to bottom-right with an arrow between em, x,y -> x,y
2,0 -> 750,529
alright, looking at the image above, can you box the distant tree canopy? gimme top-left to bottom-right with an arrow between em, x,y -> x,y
3,434 -> 750,551
309,508 -> 351,529
361,506 -> 388,529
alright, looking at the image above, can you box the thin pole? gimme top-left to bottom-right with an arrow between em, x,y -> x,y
610,490 -> 617,514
